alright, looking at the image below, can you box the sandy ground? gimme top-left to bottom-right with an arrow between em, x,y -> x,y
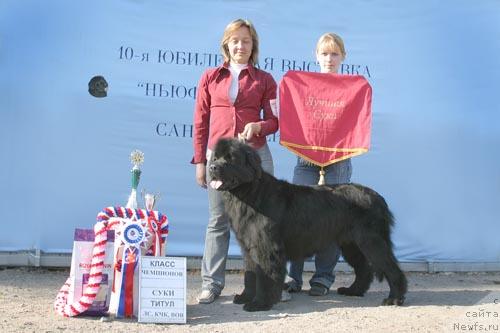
1,267 -> 499,333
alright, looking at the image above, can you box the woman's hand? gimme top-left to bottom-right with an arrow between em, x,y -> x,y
195,163 -> 207,188
240,122 -> 261,141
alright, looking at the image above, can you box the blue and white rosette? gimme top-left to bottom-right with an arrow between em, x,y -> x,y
116,221 -> 147,317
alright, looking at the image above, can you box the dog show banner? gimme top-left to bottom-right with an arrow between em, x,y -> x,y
279,71 -> 372,170
138,256 -> 187,324
2,0 -> 500,265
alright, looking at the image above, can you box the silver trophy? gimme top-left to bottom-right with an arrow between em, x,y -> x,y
142,189 -> 160,211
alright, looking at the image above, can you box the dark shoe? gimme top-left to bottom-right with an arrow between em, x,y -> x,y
309,283 -> 329,296
283,280 -> 302,293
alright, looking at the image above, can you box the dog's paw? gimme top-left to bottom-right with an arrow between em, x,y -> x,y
381,296 -> 405,306
233,293 -> 254,305
337,287 -> 364,297
243,301 -> 273,312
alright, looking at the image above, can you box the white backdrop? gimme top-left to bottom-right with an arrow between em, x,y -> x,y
1,0 -> 499,262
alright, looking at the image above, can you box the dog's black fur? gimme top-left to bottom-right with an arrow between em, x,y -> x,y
209,138 -> 407,312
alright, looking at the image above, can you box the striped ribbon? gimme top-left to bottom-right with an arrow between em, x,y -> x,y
117,246 -> 139,317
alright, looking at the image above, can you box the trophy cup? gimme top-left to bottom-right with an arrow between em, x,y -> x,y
142,190 -> 160,211
126,149 -> 144,209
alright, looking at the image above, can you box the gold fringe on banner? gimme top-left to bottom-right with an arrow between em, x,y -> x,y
281,140 -> 368,185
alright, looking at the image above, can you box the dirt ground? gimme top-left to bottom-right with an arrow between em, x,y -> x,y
1,267 -> 499,333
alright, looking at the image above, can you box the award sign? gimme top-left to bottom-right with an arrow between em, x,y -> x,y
138,256 -> 186,324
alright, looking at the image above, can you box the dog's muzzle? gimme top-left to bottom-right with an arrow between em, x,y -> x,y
208,164 -> 224,190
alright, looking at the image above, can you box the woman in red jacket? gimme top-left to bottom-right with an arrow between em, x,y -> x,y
192,19 -> 279,304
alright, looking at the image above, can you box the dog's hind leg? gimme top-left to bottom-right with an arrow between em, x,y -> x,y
379,255 -> 407,306
337,242 -> 374,297
357,235 -> 407,306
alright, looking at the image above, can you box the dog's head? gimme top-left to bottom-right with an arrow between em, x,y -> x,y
208,138 -> 262,191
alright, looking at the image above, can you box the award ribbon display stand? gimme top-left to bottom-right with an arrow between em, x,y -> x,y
54,150 -> 169,318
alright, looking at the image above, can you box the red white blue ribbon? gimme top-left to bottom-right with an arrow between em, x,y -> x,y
117,246 -> 139,317
115,221 -> 145,318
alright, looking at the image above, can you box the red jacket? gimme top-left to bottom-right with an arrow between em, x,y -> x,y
192,63 -> 278,164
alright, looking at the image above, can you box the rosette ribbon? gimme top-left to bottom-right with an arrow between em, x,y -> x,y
117,245 -> 139,317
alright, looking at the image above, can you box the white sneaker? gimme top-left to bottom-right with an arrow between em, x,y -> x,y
197,289 -> 218,304
280,290 -> 292,302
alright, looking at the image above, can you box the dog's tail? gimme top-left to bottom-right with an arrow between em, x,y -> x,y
375,198 -> 396,282
382,207 -> 395,250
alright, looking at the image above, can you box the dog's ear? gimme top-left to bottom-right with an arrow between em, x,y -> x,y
245,147 -> 262,179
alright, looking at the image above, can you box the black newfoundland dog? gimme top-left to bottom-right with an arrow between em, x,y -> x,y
209,138 -> 407,312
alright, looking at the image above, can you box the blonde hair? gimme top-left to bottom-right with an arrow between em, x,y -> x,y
220,19 -> 259,65
316,32 -> 346,59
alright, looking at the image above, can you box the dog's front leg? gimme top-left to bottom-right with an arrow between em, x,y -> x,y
233,254 -> 257,305
243,265 -> 274,312
233,270 -> 256,304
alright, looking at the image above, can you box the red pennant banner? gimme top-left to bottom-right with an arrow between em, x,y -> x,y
279,71 -> 372,167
